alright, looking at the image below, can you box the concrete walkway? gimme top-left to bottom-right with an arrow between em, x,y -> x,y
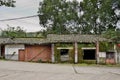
0,61 -> 120,80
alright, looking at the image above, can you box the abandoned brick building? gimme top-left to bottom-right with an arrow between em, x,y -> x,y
0,34 -> 119,64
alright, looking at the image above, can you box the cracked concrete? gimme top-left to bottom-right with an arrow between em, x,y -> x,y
0,61 -> 120,80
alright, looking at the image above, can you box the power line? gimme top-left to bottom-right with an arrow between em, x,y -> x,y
0,14 -> 39,21
0,0 -> 41,14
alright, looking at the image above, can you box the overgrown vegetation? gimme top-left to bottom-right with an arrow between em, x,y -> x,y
54,43 -> 97,63
78,43 -> 96,63
0,26 -> 45,38
74,63 -> 120,67
38,0 -> 120,35
54,44 -> 61,63
1,26 -> 26,38
99,42 -> 114,52
69,48 -> 74,63
78,48 -> 83,63
54,43 -> 74,63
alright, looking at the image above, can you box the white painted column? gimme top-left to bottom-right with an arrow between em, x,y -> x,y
119,53 -> 120,63
74,42 -> 78,63
96,41 -> 99,64
114,44 -> 117,63
0,45 -> 1,56
51,44 -> 55,63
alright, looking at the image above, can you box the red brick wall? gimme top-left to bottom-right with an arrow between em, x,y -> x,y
19,50 -> 25,61
19,45 -> 51,62
106,59 -> 115,64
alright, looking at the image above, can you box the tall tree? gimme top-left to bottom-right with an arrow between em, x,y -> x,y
102,28 -> 120,43
80,0 -> 120,34
38,0 -> 81,34
0,0 -> 15,7
38,0 -> 120,34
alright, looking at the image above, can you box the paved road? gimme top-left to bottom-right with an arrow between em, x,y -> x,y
0,61 -> 120,80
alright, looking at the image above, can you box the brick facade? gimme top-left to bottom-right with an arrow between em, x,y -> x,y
106,59 -> 115,64
19,45 -> 51,62
19,50 -> 25,61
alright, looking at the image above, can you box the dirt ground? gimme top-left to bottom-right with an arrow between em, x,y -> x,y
0,61 -> 120,80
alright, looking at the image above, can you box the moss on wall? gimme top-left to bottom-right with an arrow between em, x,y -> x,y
99,57 -> 106,64
54,43 -> 74,63
54,44 -> 61,63
99,42 -> 114,52
78,43 -> 95,48
69,49 -> 74,63
53,42 -> 114,63
54,43 -> 98,63
78,48 -> 83,63
78,43 -> 96,63
56,43 -> 73,47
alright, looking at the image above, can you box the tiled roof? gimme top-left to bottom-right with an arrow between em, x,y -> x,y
47,34 -> 110,43
0,34 -> 111,44
0,38 -> 47,44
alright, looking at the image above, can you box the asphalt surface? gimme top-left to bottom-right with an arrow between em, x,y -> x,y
0,61 -> 120,80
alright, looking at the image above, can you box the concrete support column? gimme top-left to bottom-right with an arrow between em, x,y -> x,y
74,42 -> 78,63
96,41 -> 99,64
0,45 -> 2,56
119,53 -> 120,63
114,44 -> 117,63
51,44 -> 55,63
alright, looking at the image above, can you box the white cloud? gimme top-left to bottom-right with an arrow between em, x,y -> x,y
0,0 -> 42,32
0,0 -> 83,32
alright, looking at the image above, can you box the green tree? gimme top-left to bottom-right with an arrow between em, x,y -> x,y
26,31 -> 45,38
38,0 -> 120,35
1,25 -> 26,38
80,0 -> 120,34
0,0 -> 15,7
38,0 -> 81,34
102,28 -> 120,43
102,28 -> 120,60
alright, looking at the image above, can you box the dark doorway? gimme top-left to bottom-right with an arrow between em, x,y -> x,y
83,49 -> 96,60
106,52 -> 115,59
60,49 -> 69,61
1,46 -> 5,58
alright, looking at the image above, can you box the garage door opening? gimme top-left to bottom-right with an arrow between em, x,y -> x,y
60,49 -> 69,61
83,49 -> 96,60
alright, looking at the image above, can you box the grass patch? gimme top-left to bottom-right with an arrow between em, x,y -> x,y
74,63 -> 97,66
74,63 -> 120,68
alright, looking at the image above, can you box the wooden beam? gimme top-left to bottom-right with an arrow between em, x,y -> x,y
51,44 -> 55,63
57,47 -> 73,49
74,42 -> 78,63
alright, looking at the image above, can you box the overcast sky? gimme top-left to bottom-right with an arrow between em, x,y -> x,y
0,0 -> 43,32
0,0 -> 119,32
0,0 -> 83,32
